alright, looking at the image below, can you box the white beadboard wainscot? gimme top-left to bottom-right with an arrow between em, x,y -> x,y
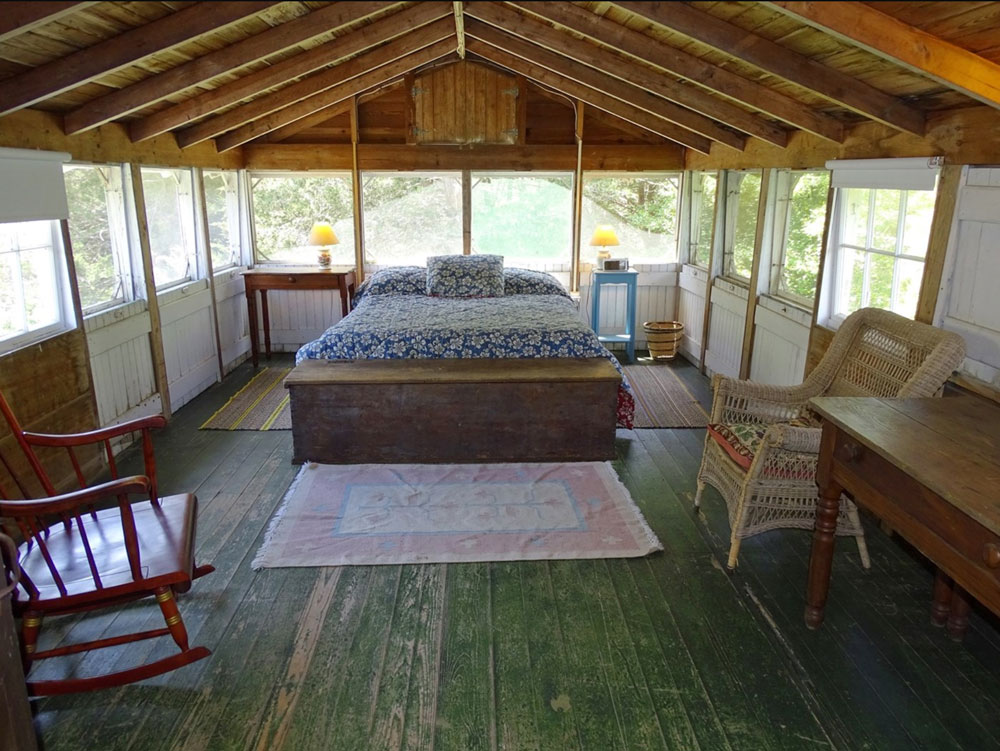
677,265 -> 708,364
750,296 -> 811,386
158,280 -> 219,412
704,278 -> 747,378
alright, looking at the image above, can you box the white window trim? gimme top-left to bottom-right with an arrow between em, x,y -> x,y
768,169 -> 829,310
720,169 -> 763,285
139,166 -> 200,291
687,170 -> 717,269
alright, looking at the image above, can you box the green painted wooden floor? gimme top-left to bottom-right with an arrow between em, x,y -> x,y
30,356 -> 1000,750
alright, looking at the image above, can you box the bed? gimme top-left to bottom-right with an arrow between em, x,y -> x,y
287,259 -> 635,464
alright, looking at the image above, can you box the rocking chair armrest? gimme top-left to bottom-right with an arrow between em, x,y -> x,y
22,415 -> 166,448
0,476 -> 151,516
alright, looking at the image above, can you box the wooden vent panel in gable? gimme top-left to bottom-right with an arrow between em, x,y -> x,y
412,60 -> 520,145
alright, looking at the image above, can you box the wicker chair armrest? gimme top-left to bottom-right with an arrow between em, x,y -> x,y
710,374 -> 820,424
764,424 -> 822,454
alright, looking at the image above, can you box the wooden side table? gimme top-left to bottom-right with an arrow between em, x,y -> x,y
242,266 -> 356,367
590,269 -> 638,362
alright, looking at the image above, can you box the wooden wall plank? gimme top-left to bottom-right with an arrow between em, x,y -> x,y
916,164 -> 963,323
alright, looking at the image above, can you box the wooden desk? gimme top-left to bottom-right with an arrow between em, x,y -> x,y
243,266 -> 355,367
806,396 -> 1000,640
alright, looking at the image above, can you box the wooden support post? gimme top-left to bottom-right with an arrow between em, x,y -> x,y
59,218 -> 102,429
193,168 -> 225,382
739,169 -> 772,380
804,184 -> 837,376
915,164 -> 962,324
404,73 -> 416,146
129,163 -> 172,418
350,97 -> 365,284
699,172 -> 725,375
571,100 -> 584,294
462,170 -> 472,255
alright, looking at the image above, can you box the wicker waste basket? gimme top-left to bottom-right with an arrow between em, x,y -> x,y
643,321 -> 684,360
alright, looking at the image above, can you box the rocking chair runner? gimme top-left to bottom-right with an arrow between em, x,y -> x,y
694,307 -> 967,570
0,390 -> 213,695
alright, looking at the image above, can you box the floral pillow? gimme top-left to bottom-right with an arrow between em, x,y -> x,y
426,254 -> 505,298
503,267 -> 569,298
353,266 -> 426,306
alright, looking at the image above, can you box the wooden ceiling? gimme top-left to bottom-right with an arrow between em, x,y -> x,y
1,1 -> 999,158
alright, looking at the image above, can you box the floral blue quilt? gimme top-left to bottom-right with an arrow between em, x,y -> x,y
296,286 -> 635,428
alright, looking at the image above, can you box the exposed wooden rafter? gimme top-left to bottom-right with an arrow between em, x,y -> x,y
0,2 -> 277,116
0,2 -> 97,44
511,1 -> 844,143
465,2 -> 786,147
213,37 -> 457,152
63,1 -> 397,135
466,21 -> 743,150
615,1 -> 927,135
765,1 -> 1000,112
131,3 -> 453,144
454,2 -> 466,60
466,39 -> 713,153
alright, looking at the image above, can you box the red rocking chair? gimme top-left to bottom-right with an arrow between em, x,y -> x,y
0,391 -> 213,696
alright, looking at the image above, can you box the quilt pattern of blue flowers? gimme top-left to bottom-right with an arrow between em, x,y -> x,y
297,284 -> 635,428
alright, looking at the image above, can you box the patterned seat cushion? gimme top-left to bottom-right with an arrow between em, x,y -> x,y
707,422 -> 767,470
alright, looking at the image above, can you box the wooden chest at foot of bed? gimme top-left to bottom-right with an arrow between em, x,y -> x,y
285,358 -> 621,464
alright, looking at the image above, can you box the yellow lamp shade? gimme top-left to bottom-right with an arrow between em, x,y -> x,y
589,225 -> 619,248
308,222 -> 339,247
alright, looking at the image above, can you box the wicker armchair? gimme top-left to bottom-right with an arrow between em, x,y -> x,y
694,307 -> 966,569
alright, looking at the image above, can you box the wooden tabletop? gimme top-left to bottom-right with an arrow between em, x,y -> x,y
243,265 -> 354,275
809,396 -> 1000,536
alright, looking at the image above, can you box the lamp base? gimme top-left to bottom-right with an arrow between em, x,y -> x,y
596,249 -> 612,261
317,249 -> 332,267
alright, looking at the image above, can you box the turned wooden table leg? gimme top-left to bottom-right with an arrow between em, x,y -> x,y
260,289 -> 271,360
947,586 -> 971,641
805,481 -> 842,629
245,288 -> 259,367
931,569 -> 953,627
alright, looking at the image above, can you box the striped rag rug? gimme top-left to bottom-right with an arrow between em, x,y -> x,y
623,362 -> 708,428
201,367 -> 292,430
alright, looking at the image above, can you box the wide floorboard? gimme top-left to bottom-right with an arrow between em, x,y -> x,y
30,356 -> 1000,750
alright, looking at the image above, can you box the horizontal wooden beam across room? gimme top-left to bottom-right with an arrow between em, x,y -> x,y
465,1 -> 786,147
129,2 -> 453,143
213,38 -> 457,152
0,1 -> 277,116
242,143 -> 685,171
511,1 -> 844,143
176,18 -> 456,149
615,1 -> 927,136
466,42 -> 711,153
467,20 -> 744,150
63,1 -> 403,134
0,2 -> 97,44
765,1 -> 1000,112
465,21 -> 732,153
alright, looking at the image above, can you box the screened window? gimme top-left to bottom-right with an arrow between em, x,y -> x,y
473,172 -> 573,268
688,171 -> 717,268
362,172 -> 462,267
0,220 -> 71,352
64,163 -> 132,311
829,186 -> 936,320
770,170 -> 830,306
202,170 -> 241,270
251,172 -> 354,264
722,170 -> 762,280
582,172 -> 680,264
140,167 -> 198,287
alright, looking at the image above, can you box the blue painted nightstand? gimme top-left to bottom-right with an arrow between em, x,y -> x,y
590,269 -> 638,363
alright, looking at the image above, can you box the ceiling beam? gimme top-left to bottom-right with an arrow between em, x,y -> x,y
465,2 -> 785,147
63,2 -> 399,135
0,2 -> 277,116
0,2 -> 97,44
454,2 -> 466,59
511,1 -> 843,143
178,18 -> 454,148
466,21 -> 743,150
764,1 -> 1000,111
212,37 -> 457,152
130,3 -> 452,143
614,1 -> 926,135
465,42 -> 711,153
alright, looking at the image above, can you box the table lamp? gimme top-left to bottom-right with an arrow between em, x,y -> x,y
308,222 -> 338,267
589,225 -> 619,262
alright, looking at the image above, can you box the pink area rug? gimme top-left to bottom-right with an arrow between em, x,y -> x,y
252,462 -> 662,568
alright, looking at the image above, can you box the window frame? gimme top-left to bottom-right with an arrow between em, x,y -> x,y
139,165 -> 200,290
0,219 -> 75,354
200,169 -> 243,273
720,169 -> 763,284
686,170 -> 718,269
823,185 -> 935,326
768,168 -> 831,310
